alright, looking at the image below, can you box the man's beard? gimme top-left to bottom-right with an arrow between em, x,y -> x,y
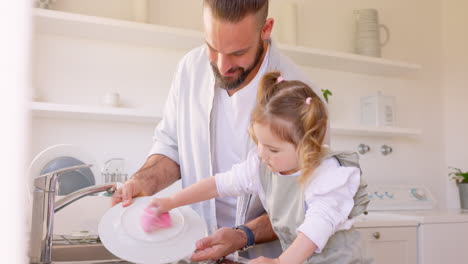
210,39 -> 264,91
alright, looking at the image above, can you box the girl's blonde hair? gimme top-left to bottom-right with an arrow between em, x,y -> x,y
250,71 -> 328,184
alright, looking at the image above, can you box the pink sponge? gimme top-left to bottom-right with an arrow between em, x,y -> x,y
140,206 -> 172,233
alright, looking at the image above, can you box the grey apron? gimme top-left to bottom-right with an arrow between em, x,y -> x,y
259,151 -> 372,264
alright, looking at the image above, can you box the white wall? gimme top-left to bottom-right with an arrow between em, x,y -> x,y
441,0 -> 468,208
148,0 -> 204,29
294,0 -> 445,206
31,33 -> 185,177
51,0 -> 136,21
51,0 -> 205,29
32,0 -> 453,208
1,0 -> 30,262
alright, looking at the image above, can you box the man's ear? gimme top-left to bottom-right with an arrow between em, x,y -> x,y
261,18 -> 274,41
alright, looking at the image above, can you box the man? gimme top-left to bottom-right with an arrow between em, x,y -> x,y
112,0 -> 325,261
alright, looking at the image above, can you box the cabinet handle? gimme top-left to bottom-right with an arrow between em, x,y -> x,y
372,232 -> 381,239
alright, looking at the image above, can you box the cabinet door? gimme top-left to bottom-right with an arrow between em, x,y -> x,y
356,227 -> 417,264
419,222 -> 468,264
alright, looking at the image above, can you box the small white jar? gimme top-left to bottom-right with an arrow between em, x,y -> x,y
103,92 -> 120,107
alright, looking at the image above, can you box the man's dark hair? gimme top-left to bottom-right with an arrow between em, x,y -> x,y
203,0 -> 268,31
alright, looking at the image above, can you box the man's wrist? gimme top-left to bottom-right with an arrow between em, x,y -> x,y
233,227 -> 248,250
233,225 -> 255,251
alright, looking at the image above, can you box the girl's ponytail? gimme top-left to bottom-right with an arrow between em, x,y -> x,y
257,71 -> 283,106
298,95 -> 328,184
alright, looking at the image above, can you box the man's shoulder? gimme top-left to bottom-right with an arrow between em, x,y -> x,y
173,45 -> 211,82
179,45 -> 207,67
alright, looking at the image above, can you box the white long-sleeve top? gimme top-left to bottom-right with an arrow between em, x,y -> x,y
215,149 -> 360,252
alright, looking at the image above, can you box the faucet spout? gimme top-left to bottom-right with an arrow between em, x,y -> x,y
29,164 -> 119,264
55,183 -> 117,213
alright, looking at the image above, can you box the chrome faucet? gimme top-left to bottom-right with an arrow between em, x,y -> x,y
29,164 -> 118,264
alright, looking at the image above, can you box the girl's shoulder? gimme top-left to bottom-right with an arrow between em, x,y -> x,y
305,156 -> 360,194
315,156 -> 341,173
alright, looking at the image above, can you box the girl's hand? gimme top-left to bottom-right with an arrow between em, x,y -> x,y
149,197 -> 175,214
141,197 -> 174,233
248,257 -> 280,264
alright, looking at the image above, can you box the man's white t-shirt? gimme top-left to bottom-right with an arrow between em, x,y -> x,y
211,47 -> 270,228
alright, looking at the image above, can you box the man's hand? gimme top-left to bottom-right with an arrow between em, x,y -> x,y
190,227 -> 247,262
190,213 -> 279,261
248,257 -> 280,264
110,154 -> 181,207
111,178 -> 146,207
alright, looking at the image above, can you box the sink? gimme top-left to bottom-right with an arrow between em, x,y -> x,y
51,243 -> 131,263
51,242 -> 250,264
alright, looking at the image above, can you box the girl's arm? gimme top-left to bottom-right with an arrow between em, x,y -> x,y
278,232 -> 317,263
249,232 -> 317,264
150,176 -> 218,213
152,148 -> 262,213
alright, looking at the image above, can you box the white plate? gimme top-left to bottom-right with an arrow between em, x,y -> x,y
27,144 -> 101,237
28,143 -> 99,204
28,144 -> 99,187
99,196 -> 207,264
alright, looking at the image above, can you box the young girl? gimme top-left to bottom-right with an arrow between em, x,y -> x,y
148,72 -> 369,264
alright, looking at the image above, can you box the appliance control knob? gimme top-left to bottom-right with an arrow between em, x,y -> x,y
416,189 -> 425,197
372,232 -> 381,239
385,191 -> 394,199
374,192 -> 384,199
411,188 -> 426,200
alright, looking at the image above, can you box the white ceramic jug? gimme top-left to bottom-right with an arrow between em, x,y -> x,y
354,9 -> 390,57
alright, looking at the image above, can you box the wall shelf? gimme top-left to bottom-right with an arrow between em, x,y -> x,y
30,102 -> 161,124
33,8 -> 421,77
31,102 -> 421,137
33,8 -> 203,51
278,44 -> 421,76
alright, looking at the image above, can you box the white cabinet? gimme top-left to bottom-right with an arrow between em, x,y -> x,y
419,222 -> 468,264
356,226 -> 417,264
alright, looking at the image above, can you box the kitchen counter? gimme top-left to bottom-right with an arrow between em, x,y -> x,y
354,211 -> 419,228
